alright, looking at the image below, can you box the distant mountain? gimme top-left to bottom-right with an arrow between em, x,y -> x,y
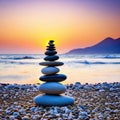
67,37 -> 120,54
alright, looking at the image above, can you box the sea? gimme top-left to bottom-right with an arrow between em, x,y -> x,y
0,54 -> 120,84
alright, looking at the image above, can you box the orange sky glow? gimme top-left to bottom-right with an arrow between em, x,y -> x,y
0,0 -> 120,54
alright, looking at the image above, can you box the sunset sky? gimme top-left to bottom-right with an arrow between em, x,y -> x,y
0,0 -> 120,54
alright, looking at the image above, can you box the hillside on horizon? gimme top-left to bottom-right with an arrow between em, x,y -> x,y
67,37 -> 120,54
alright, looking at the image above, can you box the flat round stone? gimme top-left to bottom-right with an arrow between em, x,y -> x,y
39,82 -> 66,94
45,51 -> 57,55
40,74 -> 67,82
34,94 -> 74,106
44,55 -> 59,61
46,48 -> 56,51
48,43 -> 55,47
41,67 -> 59,75
47,46 -> 55,48
39,61 -> 64,66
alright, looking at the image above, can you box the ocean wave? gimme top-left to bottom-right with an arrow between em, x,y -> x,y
75,60 -> 120,65
0,60 -> 36,65
1,59 -> 120,65
103,55 -> 120,59
0,56 -> 35,60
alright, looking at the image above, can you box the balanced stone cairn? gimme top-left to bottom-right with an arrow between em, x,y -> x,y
34,40 -> 74,106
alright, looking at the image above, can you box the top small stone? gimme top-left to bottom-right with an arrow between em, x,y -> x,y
49,40 -> 54,46
49,40 -> 54,43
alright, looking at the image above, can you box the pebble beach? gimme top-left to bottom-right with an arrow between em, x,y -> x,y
0,82 -> 120,120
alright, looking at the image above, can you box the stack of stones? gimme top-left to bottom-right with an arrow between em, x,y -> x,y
34,40 -> 74,106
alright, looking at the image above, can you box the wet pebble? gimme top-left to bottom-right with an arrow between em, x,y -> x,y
0,82 -> 120,119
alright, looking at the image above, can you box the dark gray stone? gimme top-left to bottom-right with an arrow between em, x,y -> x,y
46,48 -> 56,51
49,40 -> 54,43
40,74 -> 67,82
44,55 -> 59,61
48,45 -> 54,47
34,94 -> 74,106
48,40 -> 54,45
45,51 -> 57,55
39,61 -> 64,66
47,46 -> 55,48
39,82 -> 66,94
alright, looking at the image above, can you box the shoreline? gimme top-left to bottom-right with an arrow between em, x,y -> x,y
0,82 -> 120,119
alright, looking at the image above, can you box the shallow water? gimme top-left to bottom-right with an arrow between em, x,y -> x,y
0,54 -> 120,84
